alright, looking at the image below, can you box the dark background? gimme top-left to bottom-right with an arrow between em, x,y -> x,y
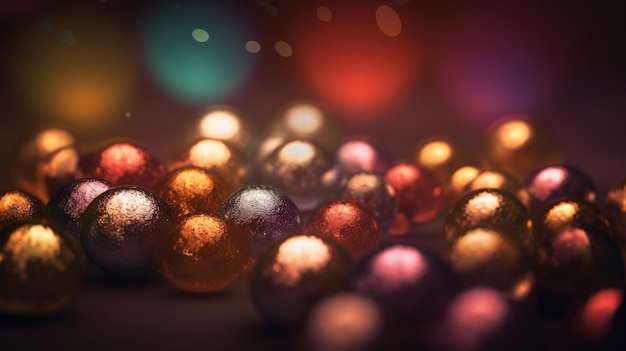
0,0 -> 625,350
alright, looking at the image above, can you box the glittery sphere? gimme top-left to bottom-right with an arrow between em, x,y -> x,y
303,293 -> 384,351
78,140 -> 166,190
307,201 -> 381,258
268,102 -> 342,151
181,106 -> 254,154
0,190 -> 46,234
605,177 -> 626,243
46,177 -> 114,239
411,136 -> 469,184
156,166 -> 230,218
220,185 -> 301,257
250,233 -> 352,329
260,140 -> 339,212
80,186 -> 174,278
384,163 -> 443,228
169,138 -> 249,192
337,172 -> 397,232
12,128 -> 79,203
479,115 -> 563,180
158,213 -> 247,292
335,136 -> 391,177
465,169 -> 529,207
444,189 -> 531,247
524,164 -> 597,216
444,227 -> 531,293
345,243 -> 459,324
0,219 -> 84,315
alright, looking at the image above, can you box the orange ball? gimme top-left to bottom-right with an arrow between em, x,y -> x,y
307,201 -> 381,257
156,166 -> 230,218
158,214 -> 247,292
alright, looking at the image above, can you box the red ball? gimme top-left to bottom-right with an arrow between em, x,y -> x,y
384,163 -> 443,230
307,200 -> 381,257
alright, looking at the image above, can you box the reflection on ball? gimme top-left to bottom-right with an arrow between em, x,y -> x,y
0,190 -> 46,234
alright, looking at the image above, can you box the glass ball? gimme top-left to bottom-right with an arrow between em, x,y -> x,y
444,189 -> 531,247
444,227 -> 532,294
46,177 -> 115,239
479,115 -> 563,181
156,166 -> 230,218
249,232 -> 352,329
411,136 -> 469,184
0,219 -> 84,315
307,200 -> 381,258
178,105 -> 255,154
78,139 -> 166,190
220,185 -> 301,257
334,136 -> 391,178
303,293 -> 384,351
336,172 -> 397,232
12,127 -> 79,203
259,140 -> 339,212
80,186 -> 174,278
157,213 -> 247,292
605,176 -> 626,243
384,163 -> 443,228
268,101 -> 342,151
345,243 -> 459,324
0,190 -> 46,234
169,138 -> 250,192
524,164 -> 597,216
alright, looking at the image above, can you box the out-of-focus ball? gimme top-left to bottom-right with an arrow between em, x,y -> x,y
158,213 -> 247,292
336,172 -> 397,232
78,140 -> 166,190
411,136 -> 469,184
429,287 -> 537,351
12,128 -> 79,203
524,164 -> 597,216
220,185 -> 301,257
250,233 -> 352,329
260,140 -> 339,212
156,166 -> 230,218
80,186 -> 174,278
345,243 -> 459,324
0,190 -> 46,234
334,136 -> 391,178
444,189 -> 531,247
384,163 -> 443,230
605,177 -> 626,243
479,115 -> 562,181
268,102 -> 342,151
444,227 -> 531,293
465,169 -> 529,207
169,138 -> 249,192
303,293 -> 384,351
571,288 -> 625,349
46,178 -> 114,239
307,200 -> 381,258
179,105 -> 255,154
444,165 -> 481,207
0,219 -> 84,315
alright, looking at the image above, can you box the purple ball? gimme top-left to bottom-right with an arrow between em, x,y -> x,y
47,177 -> 115,239
345,243 -> 459,324
80,186 -> 174,278
524,164 -> 597,216
220,185 -> 301,256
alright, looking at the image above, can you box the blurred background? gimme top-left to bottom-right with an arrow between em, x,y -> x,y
0,0 -> 624,195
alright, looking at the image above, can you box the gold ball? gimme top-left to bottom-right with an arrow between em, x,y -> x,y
479,115 -> 562,180
0,220 -> 84,315
411,136 -> 469,184
158,214 -> 247,292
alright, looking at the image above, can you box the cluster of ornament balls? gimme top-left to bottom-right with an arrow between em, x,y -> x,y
3,106 -> 626,351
